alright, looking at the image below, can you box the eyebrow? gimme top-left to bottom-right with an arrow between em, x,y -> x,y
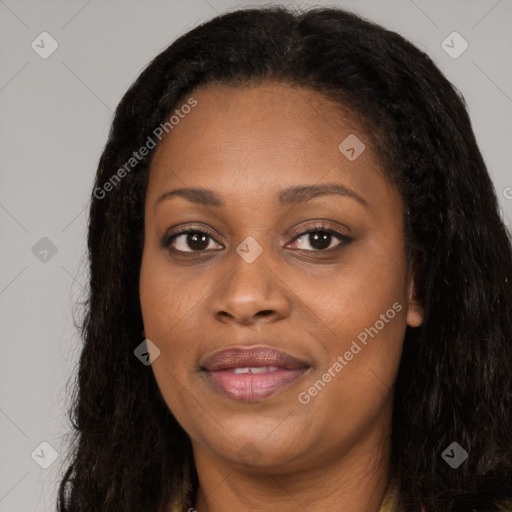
155,183 -> 368,209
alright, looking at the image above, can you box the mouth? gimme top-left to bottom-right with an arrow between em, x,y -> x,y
200,346 -> 310,402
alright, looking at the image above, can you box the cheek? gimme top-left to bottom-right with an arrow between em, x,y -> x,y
297,290 -> 407,446
139,255 -> 205,434
298,237 -> 407,404
139,252 -> 197,390
139,250 -> 201,339
304,235 -> 407,332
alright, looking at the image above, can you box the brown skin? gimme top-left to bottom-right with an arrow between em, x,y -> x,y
139,82 -> 423,512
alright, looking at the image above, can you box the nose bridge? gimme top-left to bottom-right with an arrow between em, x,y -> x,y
225,237 -> 274,300
210,236 -> 289,322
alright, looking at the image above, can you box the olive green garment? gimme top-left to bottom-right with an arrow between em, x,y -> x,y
170,479 -> 512,511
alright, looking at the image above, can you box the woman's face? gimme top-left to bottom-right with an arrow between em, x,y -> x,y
139,82 -> 423,473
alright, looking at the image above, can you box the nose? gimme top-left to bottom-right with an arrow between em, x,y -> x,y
210,248 -> 291,326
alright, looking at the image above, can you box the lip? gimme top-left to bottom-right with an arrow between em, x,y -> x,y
200,345 -> 310,402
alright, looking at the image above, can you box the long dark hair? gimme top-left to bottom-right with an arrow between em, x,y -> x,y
56,6 -> 512,511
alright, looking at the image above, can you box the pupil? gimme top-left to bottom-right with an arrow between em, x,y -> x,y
310,232 -> 331,250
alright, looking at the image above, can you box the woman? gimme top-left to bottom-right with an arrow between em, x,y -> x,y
57,5 -> 512,511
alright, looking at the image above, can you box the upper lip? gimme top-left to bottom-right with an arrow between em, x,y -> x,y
201,345 -> 310,371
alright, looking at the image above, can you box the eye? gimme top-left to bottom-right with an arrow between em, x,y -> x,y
163,223 -> 351,254
163,227 -> 222,253
287,224 -> 351,252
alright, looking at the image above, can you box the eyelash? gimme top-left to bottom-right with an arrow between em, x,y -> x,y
162,222 -> 352,254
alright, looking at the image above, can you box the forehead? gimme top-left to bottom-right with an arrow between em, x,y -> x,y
146,81 -> 390,210
153,81 -> 365,156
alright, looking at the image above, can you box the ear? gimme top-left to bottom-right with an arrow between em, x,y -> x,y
406,276 -> 424,328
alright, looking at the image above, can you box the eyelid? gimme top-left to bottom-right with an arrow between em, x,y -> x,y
288,221 -> 351,240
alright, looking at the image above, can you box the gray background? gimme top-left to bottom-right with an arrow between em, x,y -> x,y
0,0 -> 511,510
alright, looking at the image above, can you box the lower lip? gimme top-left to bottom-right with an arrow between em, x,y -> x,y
203,368 -> 308,402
